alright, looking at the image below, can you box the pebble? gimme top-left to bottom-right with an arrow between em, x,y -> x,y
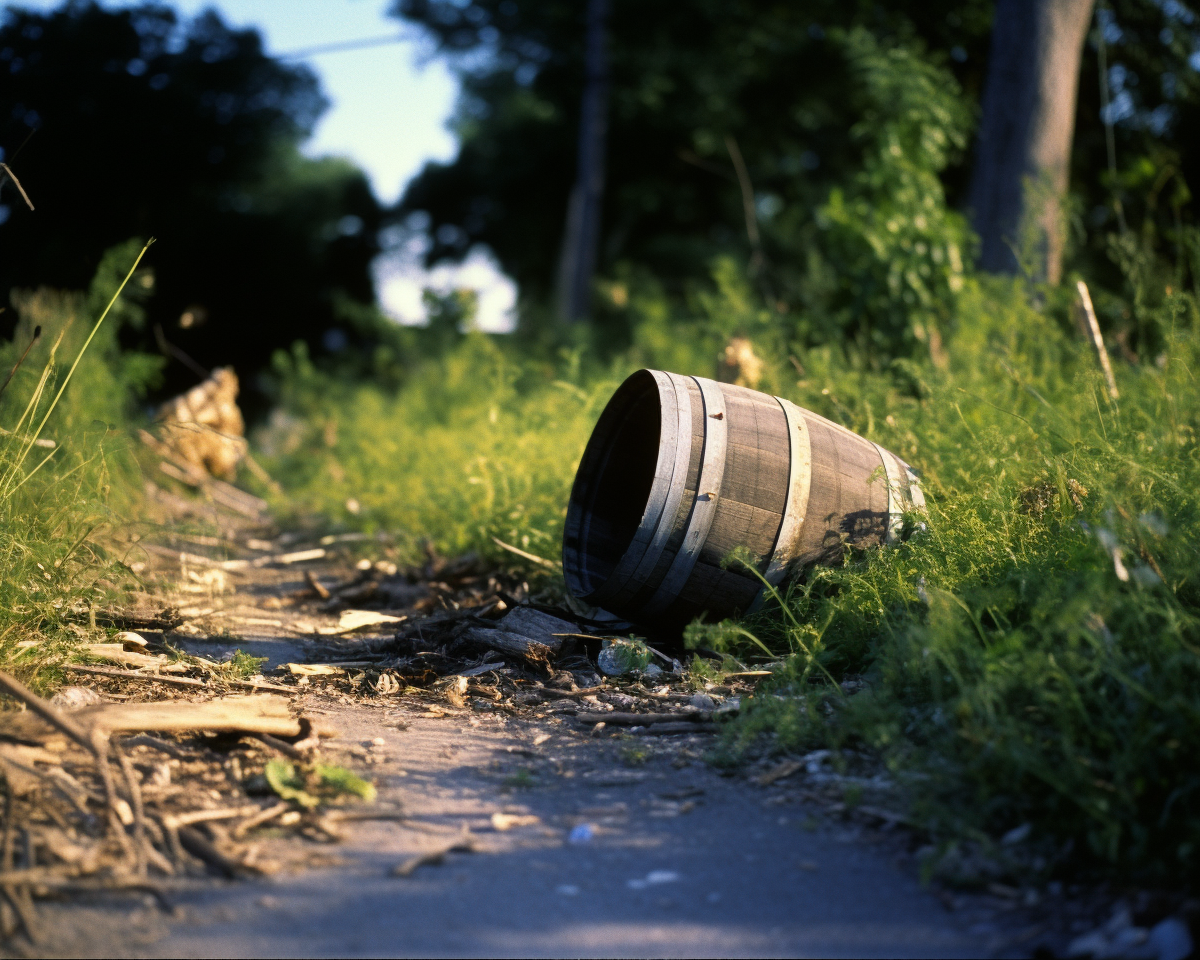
1066,911 -> 1194,960
50,686 -> 103,710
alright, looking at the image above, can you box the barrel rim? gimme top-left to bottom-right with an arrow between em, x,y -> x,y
563,369 -> 674,602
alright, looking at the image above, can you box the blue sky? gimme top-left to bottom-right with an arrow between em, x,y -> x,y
12,0 -> 518,329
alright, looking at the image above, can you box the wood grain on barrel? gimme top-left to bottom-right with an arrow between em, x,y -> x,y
563,368 -> 920,630
659,382 -> 791,623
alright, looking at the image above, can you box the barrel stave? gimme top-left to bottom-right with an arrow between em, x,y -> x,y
563,368 -> 921,631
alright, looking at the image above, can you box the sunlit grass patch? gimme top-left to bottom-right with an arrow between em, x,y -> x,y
0,242 -> 154,692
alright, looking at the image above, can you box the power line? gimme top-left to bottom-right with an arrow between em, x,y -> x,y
278,34 -> 407,59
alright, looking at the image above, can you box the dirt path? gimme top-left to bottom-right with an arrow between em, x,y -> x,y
42,699 -> 995,959
21,509 -> 1033,958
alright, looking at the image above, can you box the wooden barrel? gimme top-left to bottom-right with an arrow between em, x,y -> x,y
562,369 -> 925,630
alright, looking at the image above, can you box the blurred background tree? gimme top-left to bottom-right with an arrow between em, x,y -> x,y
0,1 -> 386,413
3,0 -> 1199,405
393,0 -> 1200,356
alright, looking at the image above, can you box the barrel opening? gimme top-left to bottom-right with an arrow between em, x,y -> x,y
563,371 -> 663,598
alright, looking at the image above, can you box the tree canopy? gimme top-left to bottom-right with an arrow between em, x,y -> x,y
0,0 -> 385,410
393,0 -> 1200,350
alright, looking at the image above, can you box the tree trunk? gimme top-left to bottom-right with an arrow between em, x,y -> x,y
556,0 -> 610,324
968,0 -> 1096,285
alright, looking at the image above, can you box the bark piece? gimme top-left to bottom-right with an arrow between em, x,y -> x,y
460,627 -> 556,663
2,695 -> 331,742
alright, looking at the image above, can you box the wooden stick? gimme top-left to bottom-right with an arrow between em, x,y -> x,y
1076,280 -> 1119,400
231,802 -> 290,839
64,664 -> 205,688
165,805 -> 265,829
0,885 -> 39,944
0,163 -> 34,211
111,739 -> 148,877
121,734 -> 191,760
0,670 -> 97,755
175,826 -> 243,878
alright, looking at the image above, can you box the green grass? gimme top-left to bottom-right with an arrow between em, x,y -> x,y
267,261 -> 1200,884
0,242 -> 155,693
695,277 -> 1200,884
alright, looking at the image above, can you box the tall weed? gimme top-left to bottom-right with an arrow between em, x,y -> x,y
0,241 -> 155,691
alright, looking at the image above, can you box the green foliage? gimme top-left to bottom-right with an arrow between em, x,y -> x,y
264,759 -> 377,807
600,638 -> 653,674
260,332 -> 621,567
0,3 -> 385,413
393,0 -> 995,311
693,270 -> 1200,882
0,244 -> 154,692
226,649 -> 268,679
810,29 -> 973,352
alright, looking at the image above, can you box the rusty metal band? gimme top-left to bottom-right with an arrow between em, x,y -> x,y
640,375 -> 728,617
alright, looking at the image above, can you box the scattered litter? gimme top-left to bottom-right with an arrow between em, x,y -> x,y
115,631 -> 149,650
628,869 -> 680,889
319,609 -> 406,636
284,663 -> 346,677
597,638 -> 653,676
568,824 -> 596,845
0,669 -> 370,940
155,366 -> 247,479
49,685 -> 104,710
491,812 -> 541,831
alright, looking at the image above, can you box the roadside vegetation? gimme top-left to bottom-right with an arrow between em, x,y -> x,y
3,0 -> 1198,892
0,242 -> 157,692
259,36 -> 1200,886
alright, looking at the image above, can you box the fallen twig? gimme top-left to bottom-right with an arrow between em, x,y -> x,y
176,825 -> 245,878
491,537 -> 558,570
391,830 -> 476,877
231,802 -> 290,839
165,805 -> 266,829
64,664 -> 205,688
121,734 -> 191,760
305,569 -> 331,600
0,670 -> 98,756
0,163 -> 34,211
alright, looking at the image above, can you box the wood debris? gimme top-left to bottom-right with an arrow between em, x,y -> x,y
0,668 -> 366,945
